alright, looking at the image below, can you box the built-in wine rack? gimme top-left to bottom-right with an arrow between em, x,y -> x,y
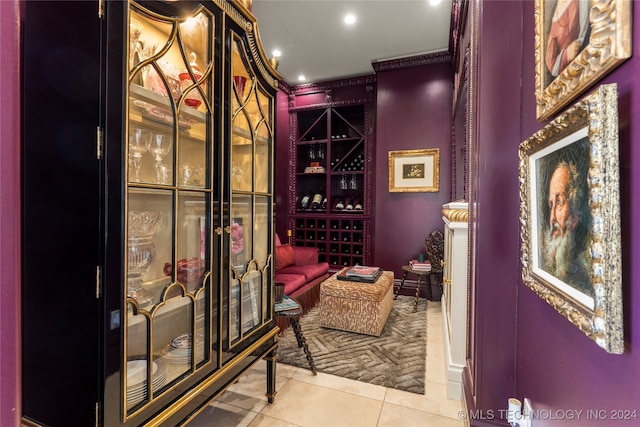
292,217 -> 369,268
289,98 -> 374,270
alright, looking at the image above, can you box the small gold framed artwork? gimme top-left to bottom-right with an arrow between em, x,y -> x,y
388,149 -> 440,193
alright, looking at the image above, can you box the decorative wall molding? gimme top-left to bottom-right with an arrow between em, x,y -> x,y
290,74 -> 377,95
371,50 -> 451,73
288,78 -> 376,112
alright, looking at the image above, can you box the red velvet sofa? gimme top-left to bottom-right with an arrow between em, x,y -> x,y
274,233 -> 330,332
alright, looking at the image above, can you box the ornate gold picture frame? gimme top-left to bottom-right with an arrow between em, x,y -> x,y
535,0 -> 631,122
388,149 -> 440,193
519,84 -> 622,353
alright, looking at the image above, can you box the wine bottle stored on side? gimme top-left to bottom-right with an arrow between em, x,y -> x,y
310,192 -> 323,209
299,192 -> 312,209
345,198 -> 354,210
354,198 -> 363,210
334,198 -> 345,210
320,197 -> 328,210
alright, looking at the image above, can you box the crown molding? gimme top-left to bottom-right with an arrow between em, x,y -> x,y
372,50 -> 451,73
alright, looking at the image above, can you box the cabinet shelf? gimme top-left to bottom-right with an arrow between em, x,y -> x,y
130,83 -> 206,122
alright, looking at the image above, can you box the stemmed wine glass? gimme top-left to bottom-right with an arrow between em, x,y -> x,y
339,173 -> 348,190
128,127 -> 151,182
146,133 -> 173,184
349,173 -> 358,190
181,163 -> 194,186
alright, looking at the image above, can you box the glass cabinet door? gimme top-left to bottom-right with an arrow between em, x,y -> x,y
124,3 -> 215,417
227,34 -> 274,343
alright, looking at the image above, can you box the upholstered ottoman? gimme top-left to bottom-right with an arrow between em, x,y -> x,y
319,269 -> 394,336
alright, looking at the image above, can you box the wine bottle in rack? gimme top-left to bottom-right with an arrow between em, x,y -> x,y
352,197 -> 362,211
334,198 -> 345,210
320,197 -> 328,210
345,198 -> 354,210
300,192 -> 312,209
310,192 -> 323,209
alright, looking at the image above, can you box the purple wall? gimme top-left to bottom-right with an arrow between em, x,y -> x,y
0,1 -> 22,425
470,0 -> 523,416
374,62 -> 452,277
472,1 -> 640,425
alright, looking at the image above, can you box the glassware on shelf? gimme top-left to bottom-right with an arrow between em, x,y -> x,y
181,163 -> 194,186
232,162 -> 244,184
137,42 -> 157,90
233,75 -> 247,101
128,127 -> 151,182
158,164 -> 172,185
317,143 -> 325,160
179,52 -> 204,108
146,133 -> 173,184
339,173 -> 348,190
349,173 -> 358,190
308,143 -> 316,160
129,18 -> 144,71
127,210 -> 163,307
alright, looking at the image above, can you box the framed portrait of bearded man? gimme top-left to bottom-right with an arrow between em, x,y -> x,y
519,84 -> 622,354
534,0 -> 631,122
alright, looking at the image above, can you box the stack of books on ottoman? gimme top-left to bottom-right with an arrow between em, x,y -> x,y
338,265 -> 382,283
409,259 -> 432,272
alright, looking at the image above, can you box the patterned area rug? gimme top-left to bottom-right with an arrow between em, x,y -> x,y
277,295 -> 426,394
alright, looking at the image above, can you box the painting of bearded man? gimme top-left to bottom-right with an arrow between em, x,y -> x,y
535,135 -> 593,303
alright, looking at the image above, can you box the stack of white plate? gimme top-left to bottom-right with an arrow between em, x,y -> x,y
126,357 -> 168,408
162,333 -> 205,364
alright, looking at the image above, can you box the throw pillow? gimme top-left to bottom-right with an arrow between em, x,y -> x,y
275,244 -> 295,271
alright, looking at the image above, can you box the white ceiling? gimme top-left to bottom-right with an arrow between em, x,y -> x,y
251,0 -> 453,86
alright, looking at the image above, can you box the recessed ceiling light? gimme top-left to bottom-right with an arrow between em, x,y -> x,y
272,49 -> 281,58
344,14 -> 356,25
298,75 -> 306,82
429,0 -> 442,5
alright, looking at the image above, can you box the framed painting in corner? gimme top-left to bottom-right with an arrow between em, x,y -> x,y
519,83 -> 622,353
388,148 -> 440,193
535,0 -> 631,122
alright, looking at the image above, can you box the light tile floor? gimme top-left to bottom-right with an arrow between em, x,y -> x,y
188,300 -> 465,427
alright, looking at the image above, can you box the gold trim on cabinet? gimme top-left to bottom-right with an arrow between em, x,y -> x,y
214,0 -> 281,87
143,329 -> 279,427
442,207 -> 469,223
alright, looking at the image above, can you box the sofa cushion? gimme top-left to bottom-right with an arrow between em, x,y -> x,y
279,262 -> 330,282
275,273 -> 308,295
275,244 -> 296,271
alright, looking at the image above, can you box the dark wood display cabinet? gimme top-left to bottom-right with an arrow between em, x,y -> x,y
289,101 -> 375,270
21,1 -> 279,426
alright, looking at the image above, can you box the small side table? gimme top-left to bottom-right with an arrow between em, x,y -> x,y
394,265 -> 443,312
275,297 -> 317,375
